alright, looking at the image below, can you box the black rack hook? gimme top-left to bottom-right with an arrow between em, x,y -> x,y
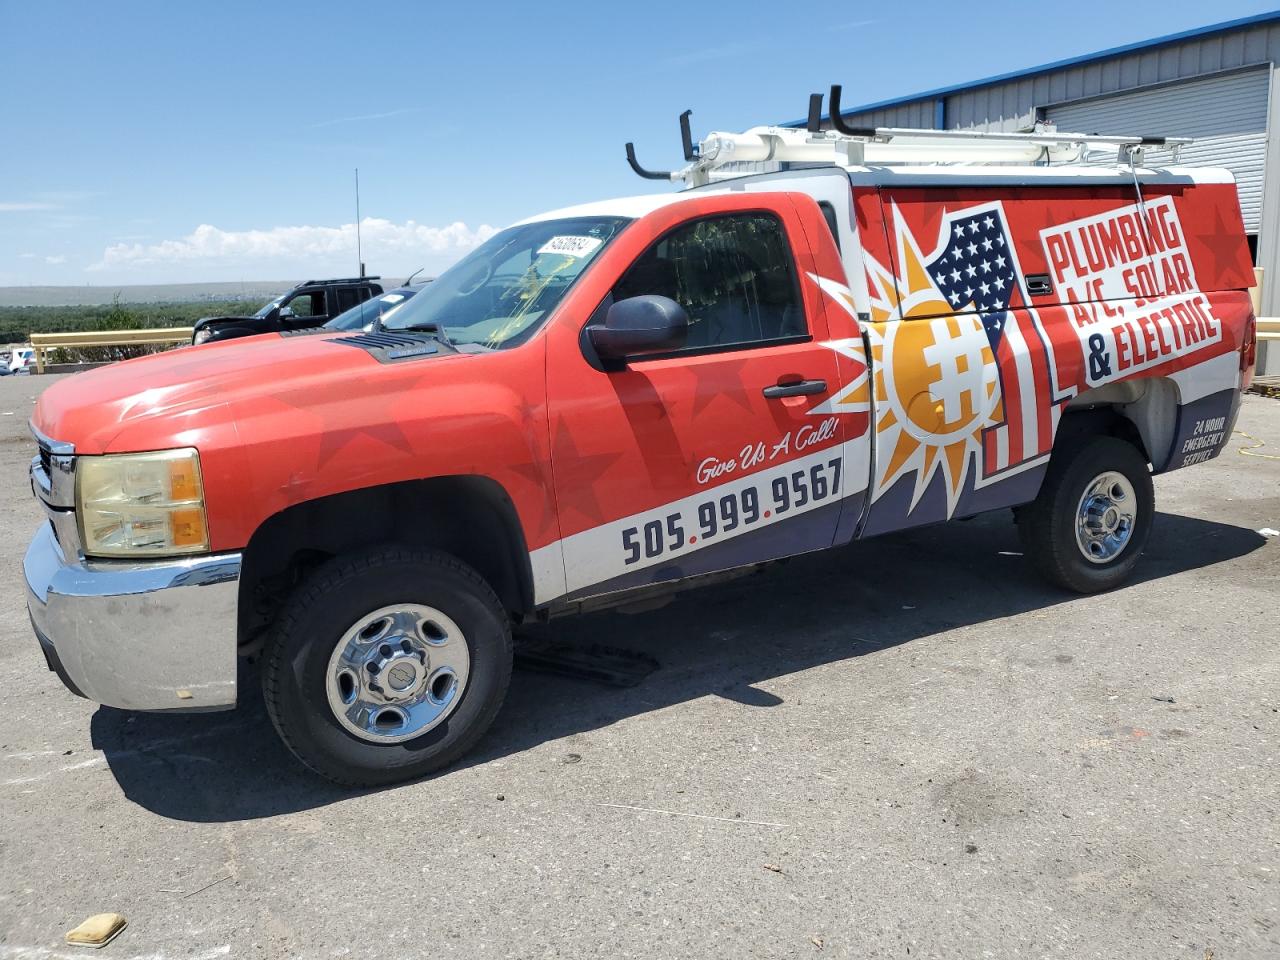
828,85 -> 878,138
806,93 -> 824,133
625,142 -> 673,180
625,108 -> 697,180
680,109 -> 696,161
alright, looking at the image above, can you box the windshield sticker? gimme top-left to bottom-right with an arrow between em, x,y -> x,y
537,235 -> 603,259
381,294 -> 405,304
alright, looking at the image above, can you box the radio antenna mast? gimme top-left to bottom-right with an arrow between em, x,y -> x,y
354,167 -> 364,277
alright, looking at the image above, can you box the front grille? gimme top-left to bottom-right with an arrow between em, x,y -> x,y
38,443 -> 50,476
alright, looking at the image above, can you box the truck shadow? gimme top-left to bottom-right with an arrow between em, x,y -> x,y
90,509 -> 1267,823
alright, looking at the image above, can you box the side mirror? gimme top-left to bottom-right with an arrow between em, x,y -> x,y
589,295 -> 688,363
278,306 -> 295,319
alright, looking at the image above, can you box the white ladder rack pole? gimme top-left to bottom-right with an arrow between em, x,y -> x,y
675,124 -> 1194,187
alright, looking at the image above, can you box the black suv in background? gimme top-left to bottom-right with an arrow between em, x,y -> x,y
192,276 -> 384,344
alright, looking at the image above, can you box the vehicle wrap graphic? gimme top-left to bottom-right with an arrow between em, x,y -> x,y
813,200 -> 1074,522
1039,195 -> 1222,388
28,186 -> 1254,613
544,443 -> 850,596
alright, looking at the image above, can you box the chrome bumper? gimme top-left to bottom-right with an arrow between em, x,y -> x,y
24,522 -> 242,712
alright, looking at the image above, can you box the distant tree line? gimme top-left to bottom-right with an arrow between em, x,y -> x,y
0,297 -> 256,345
0,296 -> 260,363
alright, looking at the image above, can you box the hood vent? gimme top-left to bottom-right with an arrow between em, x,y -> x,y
329,331 -> 441,364
280,326 -> 333,338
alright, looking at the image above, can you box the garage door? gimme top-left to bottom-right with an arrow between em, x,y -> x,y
1046,68 -> 1269,232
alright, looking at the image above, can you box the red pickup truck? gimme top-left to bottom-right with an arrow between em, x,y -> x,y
24,119 -> 1257,785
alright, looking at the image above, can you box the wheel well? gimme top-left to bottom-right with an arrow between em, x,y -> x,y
237,477 -> 533,649
1057,377 -> 1179,467
1054,405 -> 1148,460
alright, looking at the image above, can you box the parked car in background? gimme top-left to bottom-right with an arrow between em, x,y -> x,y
192,277 -> 384,344
324,281 -> 429,332
9,347 -> 35,373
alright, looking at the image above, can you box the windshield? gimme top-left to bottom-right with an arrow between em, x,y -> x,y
253,296 -> 283,319
325,289 -> 418,331
382,216 -> 628,348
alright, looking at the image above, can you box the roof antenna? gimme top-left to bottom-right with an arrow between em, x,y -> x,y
354,167 -> 364,278
827,85 -> 878,138
806,93 -> 824,133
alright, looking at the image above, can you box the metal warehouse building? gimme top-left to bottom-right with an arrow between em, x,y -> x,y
810,11 -> 1280,318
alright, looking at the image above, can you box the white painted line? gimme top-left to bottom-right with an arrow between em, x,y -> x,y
595,802 -> 786,828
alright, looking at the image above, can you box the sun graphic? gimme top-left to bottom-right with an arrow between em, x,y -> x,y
807,209 -> 1004,516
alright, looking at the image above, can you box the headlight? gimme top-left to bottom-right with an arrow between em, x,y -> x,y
193,328 -> 213,344
76,449 -> 209,557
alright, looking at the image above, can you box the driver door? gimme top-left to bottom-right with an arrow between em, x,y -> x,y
280,290 -> 327,329
544,193 -> 851,602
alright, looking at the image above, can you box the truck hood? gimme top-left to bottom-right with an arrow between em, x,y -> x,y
32,331 -> 460,454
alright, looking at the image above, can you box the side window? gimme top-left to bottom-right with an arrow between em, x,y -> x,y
335,287 -> 360,314
817,202 -> 841,253
286,292 -> 322,317
612,212 -> 807,352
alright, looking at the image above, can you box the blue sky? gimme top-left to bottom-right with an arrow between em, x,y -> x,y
1,0 -> 1276,287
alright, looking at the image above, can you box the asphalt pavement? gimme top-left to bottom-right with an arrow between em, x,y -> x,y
0,373 -> 1277,959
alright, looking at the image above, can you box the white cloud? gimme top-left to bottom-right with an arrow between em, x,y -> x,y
311,107 -> 424,128
45,255 -> 66,264
832,17 -> 880,29
661,40 -> 759,66
89,218 -> 498,273
0,201 -> 58,212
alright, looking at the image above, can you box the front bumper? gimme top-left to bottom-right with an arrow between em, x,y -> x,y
24,522 -> 242,712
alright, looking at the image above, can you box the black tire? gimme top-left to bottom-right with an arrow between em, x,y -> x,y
1017,436 -> 1154,594
262,546 -> 512,787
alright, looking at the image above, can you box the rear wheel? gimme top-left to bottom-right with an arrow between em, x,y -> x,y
262,546 -> 512,786
1018,436 -> 1154,593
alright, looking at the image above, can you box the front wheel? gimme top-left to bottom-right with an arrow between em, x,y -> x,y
1017,436 -> 1154,593
262,547 -> 512,786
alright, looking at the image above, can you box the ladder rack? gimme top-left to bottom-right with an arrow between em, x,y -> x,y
625,86 -> 1194,187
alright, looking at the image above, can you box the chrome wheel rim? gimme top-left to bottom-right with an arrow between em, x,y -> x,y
1075,471 -> 1137,564
325,604 -> 470,744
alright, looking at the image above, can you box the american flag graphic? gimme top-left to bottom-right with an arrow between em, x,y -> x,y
924,206 -> 1060,474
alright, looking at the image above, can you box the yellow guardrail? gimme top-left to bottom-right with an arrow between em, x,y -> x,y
30,327 -> 192,374
1259,317 -> 1280,342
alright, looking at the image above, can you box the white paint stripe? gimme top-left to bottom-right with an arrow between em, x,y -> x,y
0,946 -> 230,960
1003,311 -> 1039,458
1,723 -> 249,787
529,543 -> 566,608
1168,350 -> 1241,404
596,803 -> 786,828
558,444 -> 855,595
995,423 -> 1010,470
3,756 -> 105,786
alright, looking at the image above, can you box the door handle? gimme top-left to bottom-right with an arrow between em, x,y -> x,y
762,378 -> 827,399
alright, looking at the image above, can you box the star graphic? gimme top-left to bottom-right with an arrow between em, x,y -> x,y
550,419 -> 624,526
269,379 -> 416,469
504,459 -> 560,541
686,357 -> 757,417
1191,205 -> 1255,290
